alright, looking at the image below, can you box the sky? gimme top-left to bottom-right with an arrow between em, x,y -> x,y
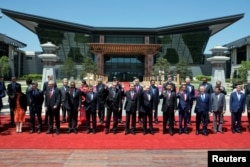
0,0 -> 249,53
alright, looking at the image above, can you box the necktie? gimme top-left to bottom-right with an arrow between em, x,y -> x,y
131,91 -> 134,99
136,86 -> 139,92
184,93 -> 186,101
168,91 -> 171,99
147,93 -> 151,101
91,93 -> 93,100
201,94 -> 204,102
49,89 -> 53,98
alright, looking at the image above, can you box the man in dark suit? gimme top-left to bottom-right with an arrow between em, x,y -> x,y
96,78 -> 108,124
210,87 -> 226,133
163,76 -> 176,92
245,82 -> 250,131
149,79 -> 160,124
60,78 -> 69,123
140,85 -> 155,135
105,81 -> 122,134
160,83 -> 177,135
7,77 -> 22,125
65,81 -> 81,134
195,86 -> 211,136
84,85 -> 99,134
28,81 -> 44,134
44,80 -> 61,134
185,77 -> 195,125
134,78 -> 144,124
124,83 -> 140,135
0,76 -> 6,112
177,84 -> 191,134
230,85 -> 245,133
199,78 -> 213,94
42,75 -> 57,125
115,79 -> 125,124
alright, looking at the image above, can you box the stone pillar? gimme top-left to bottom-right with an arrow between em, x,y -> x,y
207,46 -> 230,87
38,42 -> 60,90
96,52 -> 104,75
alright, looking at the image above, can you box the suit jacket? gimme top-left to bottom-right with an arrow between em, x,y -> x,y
230,91 -> 245,112
65,88 -> 81,111
96,83 -> 109,105
177,91 -> 191,111
60,86 -> 69,107
186,84 -> 195,99
199,83 -> 213,94
134,84 -> 144,95
42,81 -> 57,94
160,90 -> 177,112
28,89 -> 44,111
149,85 -> 159,110
124,90 -> 139,112
163,82 -> 176,92
105,87 -> 122,111
13,92 -> 27,111
246,94 -> 250,110
195,93 -> 211,113
0,81 -> 6,98
45,88 -> 61,109
210,92 -> 226,112
245,84 -> 250,96
7,82 -> 22,99
84,91 -> 99,112
139,91 -> 154,113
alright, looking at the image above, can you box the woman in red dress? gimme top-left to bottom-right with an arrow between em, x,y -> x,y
78,80 -> 89,124
13,86 -> 27,133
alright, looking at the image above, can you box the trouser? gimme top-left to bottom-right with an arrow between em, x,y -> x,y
196,112 -> 208,133
125,111 -> 136,132
105,108 -> 118,131
153,106 -> 159,121
48,106 -> 60,130
61,106 -> 67,122
179,108 -> 188,131
163,107 -> 174,132
187,101 -> 193,123
30,108 -> 42,130
117,100 -> 123,121
142,112 -> 153,132
212,111 -> 223,132
9,100 -> 15,123
98,104 -> 105,122
86,109 -> 97,130
231,111 -> 242,131
67,109 -> 78,129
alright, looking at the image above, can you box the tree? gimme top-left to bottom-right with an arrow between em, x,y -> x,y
0,56 -> 10,78
151,56 -> 170,76
238,60 -> 250,82
60,57 -> 76,79
80,54 -> 97,79
174,58 -> 192,81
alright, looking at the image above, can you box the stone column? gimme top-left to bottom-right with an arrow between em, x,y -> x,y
207,46 -> 230,87
38,42 -> 60,90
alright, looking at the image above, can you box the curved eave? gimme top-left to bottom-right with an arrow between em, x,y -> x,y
0,33 -> 26,48
1,8 -> 244,37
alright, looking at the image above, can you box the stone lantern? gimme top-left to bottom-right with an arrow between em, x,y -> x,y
207,46 -> 230,87
38,42 -> 60,90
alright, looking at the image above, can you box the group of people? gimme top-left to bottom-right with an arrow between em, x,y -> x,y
0,75 -> 250,136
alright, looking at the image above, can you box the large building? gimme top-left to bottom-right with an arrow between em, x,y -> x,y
224,35 -> 250,79
1,8 -> 244,81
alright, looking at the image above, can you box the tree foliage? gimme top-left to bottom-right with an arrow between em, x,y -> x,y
238,60 -> 250,82
0,56 -> 10,78
60,57 -> 76,79
174,58 -> 192,81
80,54 -> 97,78
151,56 -> 170,75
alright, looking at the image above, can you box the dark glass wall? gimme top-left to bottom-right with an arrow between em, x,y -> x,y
104,55 -> 144,81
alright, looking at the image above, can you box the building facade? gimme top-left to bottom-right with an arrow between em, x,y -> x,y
1,9 -> 244,81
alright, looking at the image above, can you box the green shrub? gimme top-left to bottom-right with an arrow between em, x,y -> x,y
19,74 -> 42,80
195,75 -> 211,81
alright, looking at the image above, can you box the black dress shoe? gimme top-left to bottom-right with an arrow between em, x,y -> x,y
46,129 -> 52,134
202,132 -> 208,136
92,130 -> 96,134
232,129 -> 236,134
67,129 -> 71,134
143,131 -> 147,135
196,130 -> 199,135
184,130 -> 189,134
37,129 -> 41,134
73,129 -> 78,134
56,130 -> 60,135
29,130 -> 34,134
169,131 -> 174,136
86,129 -> 91,134
131,131 -> 136,135
112,130 -> 117,134
150,131 -> 154,135
105,129 -> 109,134
178,130 -> 182,135
236,129 -> 241,133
